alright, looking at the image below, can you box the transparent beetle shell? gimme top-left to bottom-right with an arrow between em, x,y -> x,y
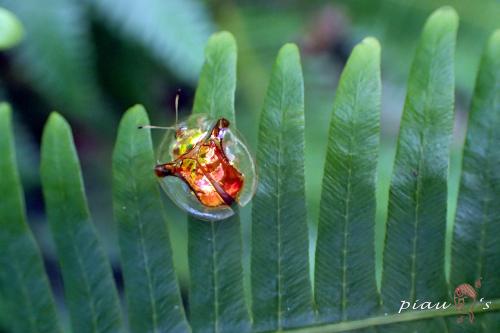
155,114 -> 257,221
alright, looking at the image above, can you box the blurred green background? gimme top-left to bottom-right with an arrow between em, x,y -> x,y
0,0 -> 499,326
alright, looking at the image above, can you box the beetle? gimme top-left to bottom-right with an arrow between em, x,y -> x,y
140,94 -> 256,221
154,117 -> 245,207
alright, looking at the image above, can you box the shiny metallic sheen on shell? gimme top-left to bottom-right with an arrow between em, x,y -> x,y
155,114 -> 257,221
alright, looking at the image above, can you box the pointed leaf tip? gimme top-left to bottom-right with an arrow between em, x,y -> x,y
381,3 -> 458,329
433,5 -> 459,18
252,41 -> 312,331
349,37 -> 381,64
488,29 -> 500,52
205,31 -> 236,54
210,31 -> 236,43
1,102 -> 62,333
492,29 -> 500,41
120,104 -> 149,127
449,25 -> 500,332
188,31 -> 249,333
0,102 -> 11,116
426,6 -> 459,32
126,104 -> 147,115
42,113 -> 72,149
0,101 -> 10,108
315,35 -> 381,323
113,105 -> 189,332
41,110 -> 124,333
278,43 -> 300,58
360,37 -> 381,52
46,112 -> 69,129
193,30 -> 237,121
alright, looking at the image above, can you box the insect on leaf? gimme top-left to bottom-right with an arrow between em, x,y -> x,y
187,31 -> 251,333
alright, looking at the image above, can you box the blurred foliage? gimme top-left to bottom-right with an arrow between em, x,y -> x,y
0,7 -> 23,50
1,12 -> 500,330
0,1 -> 498,323
90,0 -> 214,83
0,0 -> 106,124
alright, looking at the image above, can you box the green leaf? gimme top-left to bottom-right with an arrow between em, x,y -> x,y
193,31 -> 237,123
314,37 -> 381,324
381,7 -> 458,331
188,31 -> 251,333
282,300 -> 500,333
0,0 -> 106,123
449,30 -> 500,332
40,112 -> 124,333
0,6 -> 23,50
112,105 -> 190,333
0,103 -> 62,333
188,217 -> 250,333
91,0 -> 213,83
251,44 -> 313,331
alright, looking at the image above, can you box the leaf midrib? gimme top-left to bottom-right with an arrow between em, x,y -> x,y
10,255 -> 38,332
2,109 -> 60,332
407,31 -> 445,302
339,71 -> 363,320
275,63 -> 287,330
409,138 -> 424,303
3,130 -> 39,332
206,44 -> 229,333
279,298 -> 500,333
128,143 -> 159,333
210,221 -> 220,333
473,71 -> 499,281
50,142 -> 99,333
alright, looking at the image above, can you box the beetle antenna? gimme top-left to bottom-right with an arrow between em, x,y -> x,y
138,125 -> 176,130
138,89 -> 182,130
175,89 -> 181,127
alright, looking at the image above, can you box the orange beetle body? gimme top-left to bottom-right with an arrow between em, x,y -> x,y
154,118 -> 244,207
154,115 -> 256,221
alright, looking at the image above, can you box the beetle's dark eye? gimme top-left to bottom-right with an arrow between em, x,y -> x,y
175,126 -> 186,138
